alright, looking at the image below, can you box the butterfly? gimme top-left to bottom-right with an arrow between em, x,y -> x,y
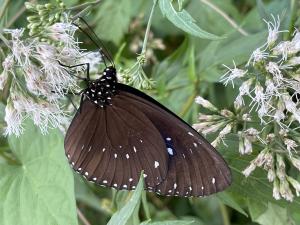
64,18 -> 231,197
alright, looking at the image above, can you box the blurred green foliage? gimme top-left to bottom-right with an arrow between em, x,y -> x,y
0,0 -> 300,225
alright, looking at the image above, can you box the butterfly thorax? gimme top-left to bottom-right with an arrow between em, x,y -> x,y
84,66 -> 117,108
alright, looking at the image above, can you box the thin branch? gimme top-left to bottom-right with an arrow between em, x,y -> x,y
77,207 -> 91,225
200,0 -> 249,36
141,0 -> 158,55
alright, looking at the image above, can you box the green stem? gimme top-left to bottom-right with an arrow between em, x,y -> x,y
219,202 -> 230,225
141,0 -> 158,55
0,0 -> 10,22
288,0 -> 298,39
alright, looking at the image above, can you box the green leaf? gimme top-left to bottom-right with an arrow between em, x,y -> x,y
159,0 -> 221,40
107,173 -> 145,225
255,203 -> 290,225
217,192 -> 248,217
141,220 -> 194,225
256,0 -> 271,21
0,121 -> 78,225
93,0 -> 140,44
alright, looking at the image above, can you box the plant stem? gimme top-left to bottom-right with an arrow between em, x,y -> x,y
0,0 -> 10,22
219,202 -> 230,225
0,32 -> 10,47
179,91 -> 197,117
288,0 -> 298,39
77,207 -> 91,225
199,0 -> 249,36
141,0 -> 158,55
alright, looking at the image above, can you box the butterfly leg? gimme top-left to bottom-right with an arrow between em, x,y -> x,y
57,61 -> 90,81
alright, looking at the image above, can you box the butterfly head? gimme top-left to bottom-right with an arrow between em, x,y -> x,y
102,66 -> 117,82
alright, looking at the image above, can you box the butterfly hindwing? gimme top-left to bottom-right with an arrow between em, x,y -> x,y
115,84 -> 232,197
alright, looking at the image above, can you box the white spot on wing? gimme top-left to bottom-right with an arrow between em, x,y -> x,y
166,137 -> 171,141
167,147 -> 174,155
143,174 -> 147,178
126,154 -> 129,159
85,172 -> 89,176
193,142 -> 198,147
188,132 -> 194,136
81,145 -> 84,150
129,178 -> 133,182
78,168 -> 82,171
102,148 -> 106,152
103,180 -> 108,184
113,183 -> 117,187
133,146 -> 137,152
114,153 -> 117,158
212,177 -> 215,184
88,146 -> 92,152
174,183 -> 177,189
154,161 -> 159,168
93,177 -> 97,181
123,184 -> 127,188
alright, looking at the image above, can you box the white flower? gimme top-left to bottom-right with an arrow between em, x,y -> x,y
286,56 -> 300,66
273,41 -> 292,60
195,96 -> 218,111
284,138 -> 297,157
242,163 -> 256,177
220,61 -> 247,88
276,154 -> 286,180
0,71 -> 8,90
273,179 -> 281,200
47,22 -> 78,47
80,51 -> 102,73
4,103 -> 23,136
289,157 -> 300,172
247,47 -> 269,66
287,176 -> 300,196
279,178 -> 294,202
267,169 -> 276,182
202,122 -> 225,136
265,62 -> 283,85
263,14 -> 283,47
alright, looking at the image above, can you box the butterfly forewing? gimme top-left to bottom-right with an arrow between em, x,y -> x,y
65,99 -> 169,190
114,84 -> 231,197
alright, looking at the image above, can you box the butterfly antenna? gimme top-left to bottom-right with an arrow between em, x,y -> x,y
73,17 -> 115,68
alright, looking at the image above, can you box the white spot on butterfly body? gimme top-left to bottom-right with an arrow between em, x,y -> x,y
119,145 -> 122,148
174,183 -> 177,189
167,147 -> 174,155
126,154 -> 129,159
103,180 -> 108,184
189,186 -> 192,191
133,146 -> 137,152
193,142 -> 198,147
188,132 -> 194,136
113,183 -> 117,187
94,100 -> 98,104
102,148 -> 106,152
140,139 -> 143,143
78,168 -> 82,171
129,178 -> 133,182
93,177 -> 97,181
67,154 -> 70,158
103,72 -> 106,75
71,162 -> 75,166
123,185 -> 127,188
114,154 -> 117,158
154,161 -> 159,168
166,137 -> 171,141
201,186 -> 204,190
85,172 -> 89,176
168,190 -> 172,193
132,186 -> 136,189
212,177 -> 216,184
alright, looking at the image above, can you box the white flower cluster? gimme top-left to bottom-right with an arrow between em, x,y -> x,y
1,22 -> 102,135
194,16 -> 300,201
